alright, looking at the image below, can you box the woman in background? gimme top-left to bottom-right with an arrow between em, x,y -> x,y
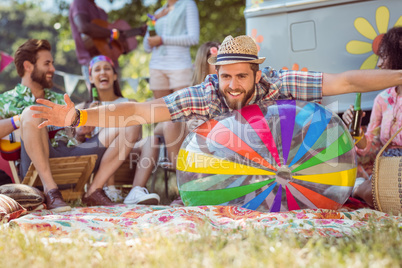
76,55 -> 142,205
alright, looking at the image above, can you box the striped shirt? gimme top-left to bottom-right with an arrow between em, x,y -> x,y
143,0 -> 199,70
164,67 -> 323,121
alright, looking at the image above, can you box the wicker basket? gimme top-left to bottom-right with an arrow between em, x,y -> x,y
372,126 -> 402,215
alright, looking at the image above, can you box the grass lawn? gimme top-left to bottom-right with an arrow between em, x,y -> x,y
1,215 -> 401,267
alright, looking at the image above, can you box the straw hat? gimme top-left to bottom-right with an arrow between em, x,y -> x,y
208,35 -> 265,65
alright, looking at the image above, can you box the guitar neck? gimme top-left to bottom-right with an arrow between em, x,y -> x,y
123,26 -> 145,38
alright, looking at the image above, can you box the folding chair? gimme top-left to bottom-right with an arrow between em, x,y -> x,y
21,155 -> 98,201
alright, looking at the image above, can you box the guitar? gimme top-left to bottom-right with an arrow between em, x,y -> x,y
0,127 -> 64,161
1,129 -> 22,161
82,19 -> 146,61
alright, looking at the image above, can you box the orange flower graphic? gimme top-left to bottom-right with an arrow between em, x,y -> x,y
250,28 -> 264,52
282,63 -> 308,72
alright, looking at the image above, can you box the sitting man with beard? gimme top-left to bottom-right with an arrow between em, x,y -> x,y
0,39 -> 138,212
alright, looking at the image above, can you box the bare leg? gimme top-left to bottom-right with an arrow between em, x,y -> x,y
161,121 -> 188,165
124,135 -> 161,205
20,108 -> 56,193
85,125 -> 141,196
152,90 -> 173,100
131,135 -> 160,187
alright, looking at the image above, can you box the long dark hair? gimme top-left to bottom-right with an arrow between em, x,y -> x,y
379,26 -> 402,70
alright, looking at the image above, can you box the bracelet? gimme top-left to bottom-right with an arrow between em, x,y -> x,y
70,109 -> 80,127
77,110 -> 88,128
110,29 -> 120,42
10,115 -> 20,130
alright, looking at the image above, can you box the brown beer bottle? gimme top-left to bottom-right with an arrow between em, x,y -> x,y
147,14 -> 156,37
350,93 -> 363,138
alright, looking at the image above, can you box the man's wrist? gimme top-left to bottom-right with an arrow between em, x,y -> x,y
70,109 -> 80,127
10,115 -> 20,130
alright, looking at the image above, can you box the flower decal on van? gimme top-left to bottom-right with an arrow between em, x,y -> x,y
251,0 -> 263,8
250,28 -> 264,52
282,63 -> 308,72
346,6 -> 402,69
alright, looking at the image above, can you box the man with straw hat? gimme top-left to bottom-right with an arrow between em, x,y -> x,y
31,34 -> 402,137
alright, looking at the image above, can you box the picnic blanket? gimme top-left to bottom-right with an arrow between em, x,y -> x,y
8,199 -> 402,241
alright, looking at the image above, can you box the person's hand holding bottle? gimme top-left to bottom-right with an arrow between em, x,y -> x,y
342,104 -> 367,148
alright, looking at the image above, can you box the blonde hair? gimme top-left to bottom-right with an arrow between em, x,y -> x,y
191,41 -> 220,85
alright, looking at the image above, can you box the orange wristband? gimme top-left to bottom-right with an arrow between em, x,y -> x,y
77,110 -> 88,127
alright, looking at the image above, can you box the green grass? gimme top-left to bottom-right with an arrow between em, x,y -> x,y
1,217 -> 401,267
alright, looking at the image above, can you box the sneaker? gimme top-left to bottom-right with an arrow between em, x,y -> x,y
82,188 -> 115,206
124,186 -> 160,205
45,188 -> 71,212
103,185 -> 123,202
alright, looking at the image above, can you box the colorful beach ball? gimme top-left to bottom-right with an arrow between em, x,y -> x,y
176,100 -> 357,212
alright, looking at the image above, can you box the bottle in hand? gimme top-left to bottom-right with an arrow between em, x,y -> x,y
147,14 -> 156,36
92,87 -> 100,102
350,93 -> 363,138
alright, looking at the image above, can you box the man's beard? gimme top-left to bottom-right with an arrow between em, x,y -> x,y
31,66 -> 53,89
222,82 -> 255,110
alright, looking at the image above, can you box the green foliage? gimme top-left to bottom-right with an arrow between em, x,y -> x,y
0,3 -> 57,93
196,0 -> 245,46
0,1 -> 85,102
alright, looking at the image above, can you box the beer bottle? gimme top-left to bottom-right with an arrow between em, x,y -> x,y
350,93 -> 363,138
92,87 -> 99,102
147,14 -> 156,36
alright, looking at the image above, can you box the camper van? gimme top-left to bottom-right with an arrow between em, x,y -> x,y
244,0 -> 402,113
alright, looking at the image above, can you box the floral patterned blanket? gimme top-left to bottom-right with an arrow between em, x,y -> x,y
8,199 -> 402,241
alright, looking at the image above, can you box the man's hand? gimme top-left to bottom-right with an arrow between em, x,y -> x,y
30,94 -> 76,128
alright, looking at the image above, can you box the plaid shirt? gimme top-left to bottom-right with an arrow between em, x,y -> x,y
164,67 -> 323,122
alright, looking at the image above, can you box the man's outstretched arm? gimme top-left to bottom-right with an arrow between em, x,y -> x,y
322,69 -> 402,96
30,94 -> 171,128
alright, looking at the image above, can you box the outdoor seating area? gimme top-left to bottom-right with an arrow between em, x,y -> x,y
2,0 -> 402,266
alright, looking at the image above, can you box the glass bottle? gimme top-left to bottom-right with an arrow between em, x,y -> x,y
350,93 -> 363,138
147,14 -> 156,36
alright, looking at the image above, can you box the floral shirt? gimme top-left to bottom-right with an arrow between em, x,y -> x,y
0,84 -> 78,147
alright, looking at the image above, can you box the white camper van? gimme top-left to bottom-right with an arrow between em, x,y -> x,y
244,0 -> 402,114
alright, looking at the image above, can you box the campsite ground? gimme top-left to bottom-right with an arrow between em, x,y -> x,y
2,216 -> 401,267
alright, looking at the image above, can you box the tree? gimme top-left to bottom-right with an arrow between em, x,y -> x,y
0,1 -> 87,102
